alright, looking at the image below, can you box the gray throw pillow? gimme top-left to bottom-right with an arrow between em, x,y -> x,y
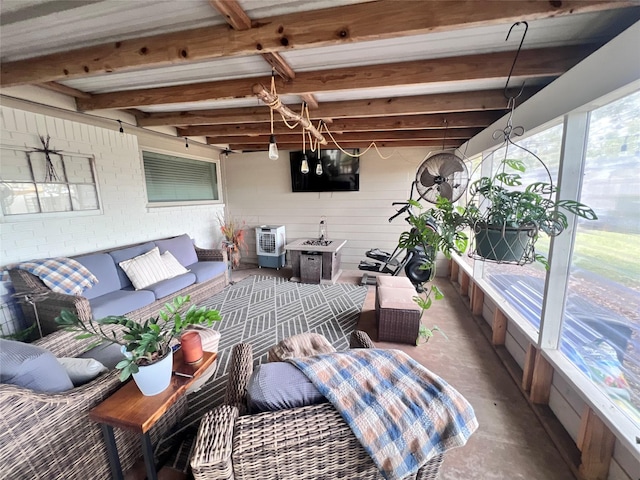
0,339 -> 73,393
246,362 -> 327,413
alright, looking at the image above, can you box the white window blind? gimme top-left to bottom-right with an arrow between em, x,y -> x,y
142,151 -> 219,202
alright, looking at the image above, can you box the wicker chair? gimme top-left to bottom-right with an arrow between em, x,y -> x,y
0,329 -> 187,480
190,331 -> 444,480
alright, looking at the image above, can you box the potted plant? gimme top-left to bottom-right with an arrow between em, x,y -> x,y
395,197 -> 466,345
55,295 -> 221,396
461,157 -> 598,267
217,212 -> 247,269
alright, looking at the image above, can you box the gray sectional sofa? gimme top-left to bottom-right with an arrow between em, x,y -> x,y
9,234 -> 229,335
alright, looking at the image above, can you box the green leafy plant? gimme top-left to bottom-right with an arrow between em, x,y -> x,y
394,200 -> 462,345
398,197 -> 469,259
413,286 -> 448,346
438,157 -> 597,268
55,295 -> 221,381
466,158 -> 597,233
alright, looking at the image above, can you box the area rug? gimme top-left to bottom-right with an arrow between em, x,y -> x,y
157,274 -> 368,472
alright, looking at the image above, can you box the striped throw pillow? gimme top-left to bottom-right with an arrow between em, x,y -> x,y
118,247 -> 172,290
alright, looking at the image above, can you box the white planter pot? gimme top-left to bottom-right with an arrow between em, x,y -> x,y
132,349 -> 173,396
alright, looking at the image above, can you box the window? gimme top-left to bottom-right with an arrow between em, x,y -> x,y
0,147 -> 99,216
480,124 -> 564,335
561,91 -> 640,427
142,151 -> 220,204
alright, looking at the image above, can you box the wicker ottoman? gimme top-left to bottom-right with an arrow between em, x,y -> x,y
376,276 -> 416,290
375,278 -> 421,345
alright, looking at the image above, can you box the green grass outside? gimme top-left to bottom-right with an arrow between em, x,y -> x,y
572,230 -> 639,289
533,230 -> 639,289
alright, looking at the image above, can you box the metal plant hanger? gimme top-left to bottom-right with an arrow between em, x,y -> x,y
466,22 -> 565,267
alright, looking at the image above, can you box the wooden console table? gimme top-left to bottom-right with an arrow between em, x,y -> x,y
89,350 -> 217,480
285,238 -> 347,284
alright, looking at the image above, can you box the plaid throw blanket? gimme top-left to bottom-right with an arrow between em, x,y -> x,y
16,257 -> 98,295
289,349 -> 478,480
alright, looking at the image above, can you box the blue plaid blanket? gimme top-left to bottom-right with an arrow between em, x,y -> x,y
16,257 -> 98,295
289,349 -> 478,480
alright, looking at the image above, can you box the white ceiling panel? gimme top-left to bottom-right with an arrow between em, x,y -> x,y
312,77 -> 553,103
0,0 -> 225,61
283,11 -> 634,72
61,55 -> 272,93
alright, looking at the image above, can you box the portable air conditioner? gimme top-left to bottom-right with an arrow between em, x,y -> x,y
256,225 -> 286,269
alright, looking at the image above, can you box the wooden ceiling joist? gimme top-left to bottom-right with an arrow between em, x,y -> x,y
77,46 -> 587,111
227,139 -> 465,151
178,111 -> 501,137
208,0 -> 252,31
135,89 -> 528,127
205,128 -> 481,145
1,1 -> 632,87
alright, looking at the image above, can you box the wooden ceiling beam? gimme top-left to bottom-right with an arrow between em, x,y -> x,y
179,111 -> 501,136
2,1 -> 633,86
37,81 -> 92,99
135,88 -> 525,127
203,128 -> 481,145
228,139 -> 465,151
209,0 -> 252,30
209,0 -> 297,82
76,46 -> 591,110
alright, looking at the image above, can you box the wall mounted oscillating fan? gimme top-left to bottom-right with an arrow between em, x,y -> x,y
415,151 -> 469,203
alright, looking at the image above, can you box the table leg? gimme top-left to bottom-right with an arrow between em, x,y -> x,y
141,432 -> 158,480
100,424 -> 124,480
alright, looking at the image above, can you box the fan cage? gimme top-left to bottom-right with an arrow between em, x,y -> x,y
415,150 -> 470,204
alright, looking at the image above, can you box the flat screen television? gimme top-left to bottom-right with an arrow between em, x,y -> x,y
290,149 -> 360,192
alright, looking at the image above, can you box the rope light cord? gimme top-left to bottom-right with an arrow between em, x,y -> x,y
259,79 -> 398,159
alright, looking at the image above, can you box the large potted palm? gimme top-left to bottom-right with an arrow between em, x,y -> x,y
56,295 -> 221,396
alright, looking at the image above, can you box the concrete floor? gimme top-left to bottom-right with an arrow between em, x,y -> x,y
231,265 -> 576,480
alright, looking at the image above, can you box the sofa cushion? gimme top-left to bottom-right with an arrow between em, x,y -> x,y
108,241 -> 157,289
79,342 -> 124,370
88,289 -> 156,319
155,234 -> 198,268
141,272 -> 196,300
118,247 -> 172,290
161,251 -> 190,277
246,362 -> 327,413
74,253 -> 121,300
186,261 -> 227,283
57,357 -> 107,386
0,339 -> 73,393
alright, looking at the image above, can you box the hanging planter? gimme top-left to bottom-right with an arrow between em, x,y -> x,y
473,224 -> 535,264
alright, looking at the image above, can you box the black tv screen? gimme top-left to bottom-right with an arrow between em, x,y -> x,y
290,149 -> 360,192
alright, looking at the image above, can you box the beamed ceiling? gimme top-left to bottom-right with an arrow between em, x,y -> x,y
1,0 -> 639,153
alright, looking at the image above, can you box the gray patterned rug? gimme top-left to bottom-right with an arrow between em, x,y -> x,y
158,274 -> 368,472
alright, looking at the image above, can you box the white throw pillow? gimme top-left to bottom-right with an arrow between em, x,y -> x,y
161,251 -> 189,277
119,246 -> 172,289
57,357 -> 108,386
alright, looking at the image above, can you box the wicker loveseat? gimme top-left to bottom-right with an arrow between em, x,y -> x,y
0,328 -> 187,480
190,331 -> 444,480
8,234 -> 228,336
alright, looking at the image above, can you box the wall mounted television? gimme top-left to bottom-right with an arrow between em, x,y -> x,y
290,149 -> 360,192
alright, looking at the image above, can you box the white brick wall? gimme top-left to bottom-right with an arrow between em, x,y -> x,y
0,105 -> 225,265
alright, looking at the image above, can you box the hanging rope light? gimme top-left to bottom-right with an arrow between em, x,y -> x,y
268,70 -> 279,160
